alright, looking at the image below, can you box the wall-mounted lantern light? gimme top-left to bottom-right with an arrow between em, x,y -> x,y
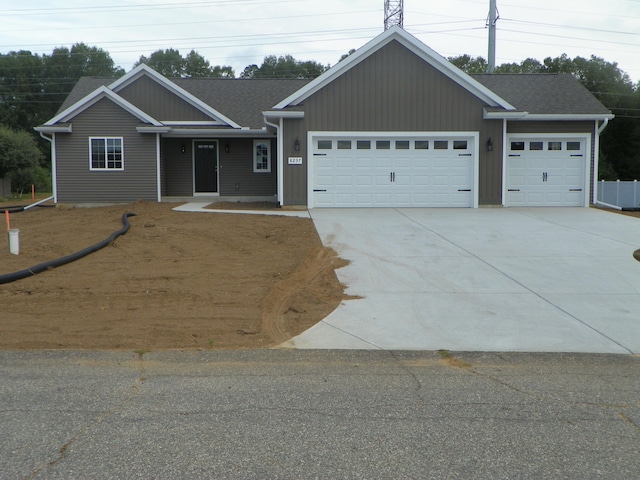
225,143 -> 230,153
181,142 -> 186,153
486,138 -> 493,152
294,138 -> 300,152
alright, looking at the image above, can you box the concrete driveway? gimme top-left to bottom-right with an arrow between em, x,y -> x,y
284,208 -> 640,353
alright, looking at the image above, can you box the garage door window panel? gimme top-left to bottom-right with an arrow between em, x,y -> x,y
337,140 -> 352,150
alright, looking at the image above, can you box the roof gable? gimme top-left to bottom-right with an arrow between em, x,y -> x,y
274,26 -> 515,110
109,64 -> 241,128
44,86 -> 162,126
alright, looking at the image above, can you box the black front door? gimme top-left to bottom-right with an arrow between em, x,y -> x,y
194,141 -> 218,193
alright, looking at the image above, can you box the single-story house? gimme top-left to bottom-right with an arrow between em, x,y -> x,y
35,26 -> 613,208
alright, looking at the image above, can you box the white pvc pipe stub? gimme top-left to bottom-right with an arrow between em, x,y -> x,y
8,229 -> 20,255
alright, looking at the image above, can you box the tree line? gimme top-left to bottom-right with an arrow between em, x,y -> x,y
0,43 -> 639,195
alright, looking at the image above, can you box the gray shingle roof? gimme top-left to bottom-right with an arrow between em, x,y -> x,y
171,78 -> 309,128
56,76 -> 309,128
55,71 -> 610,127
472,73 -> 612,115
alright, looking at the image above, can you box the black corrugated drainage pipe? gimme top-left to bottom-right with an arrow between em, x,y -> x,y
0,212 -> 136,285
2,196 -> 55,213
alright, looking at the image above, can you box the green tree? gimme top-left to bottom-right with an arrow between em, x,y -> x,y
41,43 -> 124,125
448,54 -> 488,74
0,50 -> 45,132
210,65 -> 235,78
240,55 -> 328,79
135,48 -> 185,77
0,126 -> 43,178
339,49 -> 357,62
136,49 -> 235,78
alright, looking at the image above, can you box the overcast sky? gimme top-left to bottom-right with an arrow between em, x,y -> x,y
2,0 -> 639,83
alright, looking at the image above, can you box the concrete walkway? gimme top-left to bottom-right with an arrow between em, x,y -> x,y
172,202 -> 310,218
284,208 -> 640,353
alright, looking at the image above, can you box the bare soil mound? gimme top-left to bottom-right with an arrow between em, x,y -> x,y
0,201 -> 347,350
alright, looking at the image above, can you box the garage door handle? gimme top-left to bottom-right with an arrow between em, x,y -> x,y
313,153 -> 327,156
570,154 -> 583,157
313,189 -> 327,192
509,154 -> 521,157
458,154 -> 472,157
569,189 -> 583,192
458,189 -> 471,192
508,189 -> 520,192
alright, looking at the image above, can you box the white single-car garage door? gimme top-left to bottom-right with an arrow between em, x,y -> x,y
506,136 -> 589,207
310,134 -> 478,208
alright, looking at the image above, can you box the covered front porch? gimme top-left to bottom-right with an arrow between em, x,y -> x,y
159,135 -> 278,202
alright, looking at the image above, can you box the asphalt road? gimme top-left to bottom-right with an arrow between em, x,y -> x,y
2,350 -> 639,479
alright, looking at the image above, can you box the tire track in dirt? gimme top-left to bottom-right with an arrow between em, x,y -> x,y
261,246 -> 350,344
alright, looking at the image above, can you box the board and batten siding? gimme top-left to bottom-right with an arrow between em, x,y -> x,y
117,75 -> 211,122
282,40 -> 504,205
55,98 -> 158,203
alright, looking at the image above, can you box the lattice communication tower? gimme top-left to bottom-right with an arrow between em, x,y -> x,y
384,0 -> 404,30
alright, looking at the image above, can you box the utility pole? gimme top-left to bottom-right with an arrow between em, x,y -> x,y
487,0 -> 498,73
384,0 -> 404,30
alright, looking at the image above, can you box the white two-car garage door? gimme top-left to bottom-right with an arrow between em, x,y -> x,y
506,136 -> 589,207
310,134 -> 477,208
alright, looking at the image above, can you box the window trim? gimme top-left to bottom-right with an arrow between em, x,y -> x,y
89,137 -> 124,171
253,139 -> 271,173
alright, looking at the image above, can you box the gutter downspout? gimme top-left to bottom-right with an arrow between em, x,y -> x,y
156,133 -> 162,202
264,116 -> 283,206
598,117 -> 610,135
39,132 -> 57,203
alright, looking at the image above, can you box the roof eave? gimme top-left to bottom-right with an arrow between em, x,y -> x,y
483,109 -> 528,119
162,127 -> 272,138
512,113 -> 615,121
34,125 -> 72,133
262,110 -> 305,119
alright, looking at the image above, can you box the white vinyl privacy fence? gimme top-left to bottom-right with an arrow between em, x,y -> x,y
596,180 -> 640,209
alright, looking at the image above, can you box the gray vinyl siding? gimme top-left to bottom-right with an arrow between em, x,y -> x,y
161,137 -> 277,197
55,98 -> 158,203
162,139 -> 193,196
283,40 -> 503,205
218,138 -> 277,197
117,75 -> 212,122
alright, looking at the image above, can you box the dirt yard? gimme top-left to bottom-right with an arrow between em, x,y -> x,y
0,201 -> 347,350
